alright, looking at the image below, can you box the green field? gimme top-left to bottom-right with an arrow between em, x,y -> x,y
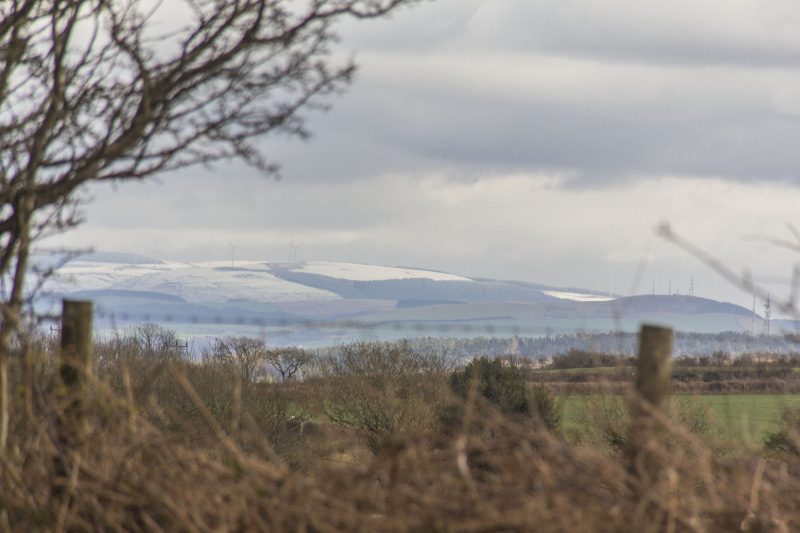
558,393 -> 800,449
700,394 -> 800,446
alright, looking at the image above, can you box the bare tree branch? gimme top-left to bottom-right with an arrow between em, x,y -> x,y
656,221 -> 799,319
0,0 -> 426,450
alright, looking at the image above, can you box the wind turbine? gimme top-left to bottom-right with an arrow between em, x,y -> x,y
287,237 -> 303,264
228,240 -> 240,267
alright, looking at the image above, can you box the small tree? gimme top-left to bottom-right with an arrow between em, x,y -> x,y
266,347 -> 313,382
530,384 -> 561,432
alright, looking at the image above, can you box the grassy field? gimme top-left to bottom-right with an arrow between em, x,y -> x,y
558,393 -> 800,449
701,394 -> 800,446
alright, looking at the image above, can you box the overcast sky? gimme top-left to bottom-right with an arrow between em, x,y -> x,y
45,0 -> 800,313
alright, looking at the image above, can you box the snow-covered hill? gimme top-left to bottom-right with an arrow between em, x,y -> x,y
289,261 -> 471,283
44,256 -> 476,304
30,253 -> 766,346
44,254 -> 619,306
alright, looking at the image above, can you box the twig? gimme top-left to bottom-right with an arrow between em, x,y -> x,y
656,222 -> 799,319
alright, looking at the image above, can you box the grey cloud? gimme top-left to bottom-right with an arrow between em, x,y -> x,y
461,0 -> 800,67
271,73 -> 800,187
337,0 -> 800,67
237,0 -> 800,189
85,170 -> 433,237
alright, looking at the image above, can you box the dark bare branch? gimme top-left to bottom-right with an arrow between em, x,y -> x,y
656,221 -> 799,318
0,0 -> 425,395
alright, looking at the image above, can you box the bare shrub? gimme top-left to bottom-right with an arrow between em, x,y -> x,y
763,405 -> 800,456
96,324 -> 187,409
95,327 -> 302,460
203,335 -> 266,384
669,395 -> 717,442
551,349 -> 631,369
573,394 -> 630,449
311,340 -> 450,452
4,340 -> 800,531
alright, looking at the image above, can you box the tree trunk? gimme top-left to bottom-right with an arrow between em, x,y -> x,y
0,196 -> 34,452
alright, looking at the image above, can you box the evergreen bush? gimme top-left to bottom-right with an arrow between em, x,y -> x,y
449,356 -> 529,416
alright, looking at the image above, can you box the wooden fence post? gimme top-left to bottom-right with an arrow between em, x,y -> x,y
58,299 -> 93,449
628,324 -> 673,477
53,299 -> 93,501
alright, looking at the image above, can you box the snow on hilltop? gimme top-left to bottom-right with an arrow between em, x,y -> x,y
109,263 -> 339,303
294,261 -> 473,282
42,258 -> 475,304
49,260 -> 186,292
542,290 -> 615,303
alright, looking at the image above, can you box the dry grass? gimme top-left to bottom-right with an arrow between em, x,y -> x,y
2,342 -> 800,532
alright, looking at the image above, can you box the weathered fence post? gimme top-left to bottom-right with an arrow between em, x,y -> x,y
628,324 -> 673,477
53,299 -> 93,501
58,299 -> 93,449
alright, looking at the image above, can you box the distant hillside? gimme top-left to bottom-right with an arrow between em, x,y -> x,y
33,255 -> 774,344
267,268 -> 578,303
45,258 -> 606,305
610,295 -> 753,318
350,295 -> 756,325
525,294 -> 755,320
351,279 -> 561,302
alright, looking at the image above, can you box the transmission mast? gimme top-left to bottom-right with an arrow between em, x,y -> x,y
763,295 -> 772,336
689,275 -> 694,297
750,290 -> 756,337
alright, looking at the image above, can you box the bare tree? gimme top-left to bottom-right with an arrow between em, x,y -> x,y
0,0 -> 425,449
205,335 -> 266,384
266,347 -> 313,381
132,323 -> 183,362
